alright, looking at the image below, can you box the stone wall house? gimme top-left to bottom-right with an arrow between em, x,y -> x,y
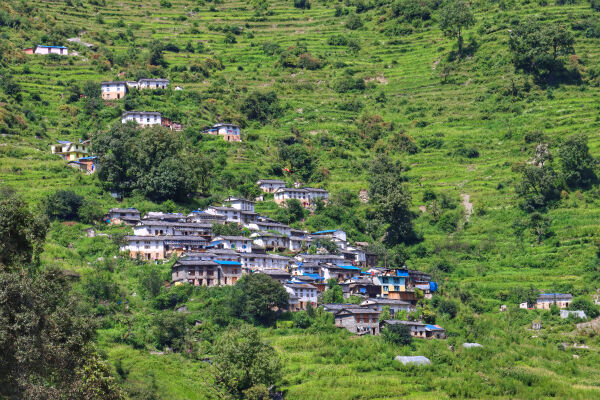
535,293 -> 573,310
138,78 -> 169,89
284,283 -> 318,310
333,307 -> 380,335
121,111 -> 162,127
274,188 -> 311,207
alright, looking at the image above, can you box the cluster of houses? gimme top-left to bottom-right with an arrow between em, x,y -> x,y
101,78 -> 170,100
256,179 -> 329,209
23,45 -> 69,55
50,139 -> 97,174
107,197 -> 441,336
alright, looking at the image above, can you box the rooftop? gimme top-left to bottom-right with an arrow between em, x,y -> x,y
122,111 -> 162,116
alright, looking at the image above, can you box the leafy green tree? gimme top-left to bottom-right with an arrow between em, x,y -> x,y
0,268 -> 120,398
212,222 -> 242,237
569,297 -> 599,318
515,165 -> 561,212
346,14 -> 363,30
78,198 -> 104,224
368,155 -> 418,246
286,198 -> 305,223
224,32 -> 237,44
508,18 -> 575,80
148,40 -> 167,66
294,0 -> 311,9
231,273 -> 289,325
321,279 -> 344,303
213,325 -> 282,398
278,143 -> 316,182
438,298 -> 458,318
241,91 -> 281,122
527,212 -> 552,244
382,323 -> 412,346
250,0 -> 270,15
82,80 -> 101,98
44,190 -> 84,221
94,124 -> 199,202
140,267 -> 164,298
558,133 -> 597,189
0,187 -> 48,269
438,0 -> 475,58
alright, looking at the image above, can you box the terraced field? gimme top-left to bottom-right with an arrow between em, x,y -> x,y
3,0 -> 600,397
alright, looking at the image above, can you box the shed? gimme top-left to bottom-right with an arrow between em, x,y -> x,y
394,356 -> 431,366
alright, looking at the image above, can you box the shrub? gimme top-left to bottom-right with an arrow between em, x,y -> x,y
346,14 -> 363,30
45,190 -> 84,221
333,76 -> 365,93
224,32 -> 237,44
569,297 -> 599,318
241,91 -> 281,122
293,0 -> 311,9
297,53 -> 323,70
262,41 -> 281,55
438,299 -> 458,318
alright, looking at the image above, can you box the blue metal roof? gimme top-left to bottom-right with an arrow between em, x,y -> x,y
303,273 -> 324,281
312,230 -> 337,234
429,282 -> 438,292
39,45 -> 67,49
57,140 -> 71,144
338,265 -> 362,271
214,260 -> 241,266
426,324 -> 444,330
78,156 -> 97,160
396,271 -> 409,277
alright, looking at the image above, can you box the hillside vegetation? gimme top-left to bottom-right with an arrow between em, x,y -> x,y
2,0 -> 600,398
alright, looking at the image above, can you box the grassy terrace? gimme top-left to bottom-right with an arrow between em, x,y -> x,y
2,0 -> 600,397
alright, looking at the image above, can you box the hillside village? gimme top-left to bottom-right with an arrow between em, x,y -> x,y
4,0 -> 600,398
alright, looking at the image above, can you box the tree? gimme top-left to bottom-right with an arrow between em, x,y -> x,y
148,40 -> 166,66
152,313 -> 188,352
213,325 -> 282,398
231,273 -> 289,325
78,198 -> 104,224
515,165 -> 561,212
558,133 -> 597,189
294,0 -> 311,9
437,298 -> 458,318
286,199 -> 305,223
212,222 -> 242,237
346,14 -> 363,30
508,18 -> 575,80
44,190 -> 84,221
527,212 -> 552,244
0,268 -> 121,399
382,323 -> 412,346
250,0 -> 270,15
241,91 -> 281,122
0,187 -> 48,269
321,279 -> 344,303
94,124 -> 199,202
569,297 -> 599,319
438,0 -> 475,58
368,156 -> 418,246
278,143 -> 316,182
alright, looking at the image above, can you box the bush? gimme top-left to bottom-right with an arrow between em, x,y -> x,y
293,0 -> 311,9
346,14 -> 363,30
438,299 -> 458,318
262,42 -> 281,55
569,297 -> 599,318
45,190 -> 84,221
333,76 -> 365,93
241,91 -> 282,122
297,53 -> 323,70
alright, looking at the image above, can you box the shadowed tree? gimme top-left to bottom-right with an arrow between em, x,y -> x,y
558,133 -> 597,189
439,0 -> 475,58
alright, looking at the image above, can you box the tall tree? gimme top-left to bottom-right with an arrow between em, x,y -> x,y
213,325 -> 282,398
515,164 -> 561,212
508,18 -> 575,80
558,133 -> 597,189
94,124 -> 199,202
0,187 -> 48,269
231,273 -> 289,325
368,156 -> 418,246
438,0 -> 475,58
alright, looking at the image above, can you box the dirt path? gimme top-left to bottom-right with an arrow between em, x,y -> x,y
461,193 -> 473,222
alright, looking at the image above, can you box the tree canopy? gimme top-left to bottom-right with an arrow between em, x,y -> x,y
508,18 -> 575,80
94,123 -> 201,202
231,273 -> 289,325
438,0 -> 475,57
558,133 -> 597,189
213,325 -> 282,398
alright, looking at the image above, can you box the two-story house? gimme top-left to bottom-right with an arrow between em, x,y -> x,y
284,283 -> 318,311
106,208 -> 141,225
209,236 -> 253,253
138,78 -> 169,90
257,179 -> 287,193
101,81 -> 127,100
121,111 -> 162,127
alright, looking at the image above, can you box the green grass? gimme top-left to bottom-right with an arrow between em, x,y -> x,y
3,0 -> 600,397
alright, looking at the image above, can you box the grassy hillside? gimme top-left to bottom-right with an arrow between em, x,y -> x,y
2,0 -> 600,397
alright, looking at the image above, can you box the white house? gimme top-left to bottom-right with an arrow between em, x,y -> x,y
121,111 -> 162,127
133,220 -> 212,238
312,229 -> 347,242
305,187 -> 329,204
224,196 -> 255,212
187,210 -> 227,224
101,81 -> 127,100
295,253 -> 345,265
247,221 -> 292,237
274,188 -> 311,207
205,206 -> 242,223
257,179 -> 287,193
241,253 -> 292,270
210,236 -> 253,253
138,78 -> 169,89
251,232 -> 288,250
321,264 -> 362,281
35,45 -> 68,55
284,283 -> 318,310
